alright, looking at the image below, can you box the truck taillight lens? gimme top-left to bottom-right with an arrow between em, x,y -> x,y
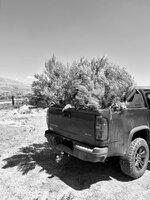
95,116 -> 108,140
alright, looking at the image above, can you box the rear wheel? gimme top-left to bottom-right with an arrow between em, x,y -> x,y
120,138 -> 149,179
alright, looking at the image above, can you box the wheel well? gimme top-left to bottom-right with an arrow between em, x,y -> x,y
132,129 -> 149,144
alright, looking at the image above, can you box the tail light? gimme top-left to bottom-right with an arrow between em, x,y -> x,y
95,115 -> 108,140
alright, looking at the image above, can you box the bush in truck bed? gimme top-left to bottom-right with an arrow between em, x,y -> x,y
30,55 -> 135,110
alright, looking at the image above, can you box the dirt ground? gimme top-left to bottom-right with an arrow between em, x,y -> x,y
0,108 -> 150,200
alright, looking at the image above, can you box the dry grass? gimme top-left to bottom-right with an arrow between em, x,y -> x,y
0,108 -> 150,200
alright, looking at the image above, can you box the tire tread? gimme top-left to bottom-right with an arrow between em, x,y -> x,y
120,138 -> 149,179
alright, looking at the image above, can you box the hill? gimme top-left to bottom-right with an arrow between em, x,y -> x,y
0,77 -> 32,100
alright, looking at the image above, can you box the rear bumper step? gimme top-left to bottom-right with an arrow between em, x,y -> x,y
45,130 -> 108,162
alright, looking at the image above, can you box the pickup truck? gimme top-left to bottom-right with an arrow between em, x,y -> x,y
45,86 -> 150,179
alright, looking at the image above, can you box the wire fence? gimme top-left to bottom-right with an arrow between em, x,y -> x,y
0,97 -> 29,110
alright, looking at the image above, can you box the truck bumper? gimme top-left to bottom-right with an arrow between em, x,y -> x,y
45,130 -> 108,163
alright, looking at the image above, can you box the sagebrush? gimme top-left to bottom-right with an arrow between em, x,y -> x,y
30,55 -> 135,110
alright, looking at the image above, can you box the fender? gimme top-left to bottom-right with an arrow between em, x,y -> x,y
128,125 -> 150,146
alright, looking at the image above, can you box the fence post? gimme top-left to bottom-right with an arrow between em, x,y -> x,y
12,96 -> 15,106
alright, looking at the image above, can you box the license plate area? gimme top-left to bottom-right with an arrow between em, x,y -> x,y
62,138 -> 74,150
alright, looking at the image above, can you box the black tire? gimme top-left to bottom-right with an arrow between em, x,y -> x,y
120,138 -> 149,179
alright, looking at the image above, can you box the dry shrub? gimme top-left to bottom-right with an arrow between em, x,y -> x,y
30,55 -> 135,110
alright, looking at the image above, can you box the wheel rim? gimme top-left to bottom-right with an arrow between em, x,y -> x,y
135,146 -> 147,171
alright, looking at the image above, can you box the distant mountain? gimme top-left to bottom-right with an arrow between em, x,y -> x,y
0,77 -> 32,100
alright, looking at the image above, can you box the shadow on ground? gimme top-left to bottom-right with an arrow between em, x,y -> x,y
2,142 -> 149,190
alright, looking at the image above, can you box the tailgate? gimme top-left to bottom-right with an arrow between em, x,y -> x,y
48,107 -> 96,146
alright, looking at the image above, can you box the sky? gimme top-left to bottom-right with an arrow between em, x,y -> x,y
0,0 -> 150,85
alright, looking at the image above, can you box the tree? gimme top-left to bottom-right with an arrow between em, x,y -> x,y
30,55 -> 135,110
30,55 -> 69,107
